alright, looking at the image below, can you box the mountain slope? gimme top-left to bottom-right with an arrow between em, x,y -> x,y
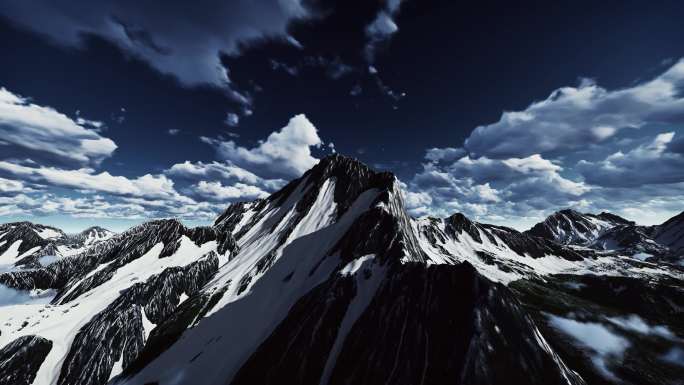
653,211 -> 684,257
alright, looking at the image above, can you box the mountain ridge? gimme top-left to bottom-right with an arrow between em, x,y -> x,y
0,154 -> 682,385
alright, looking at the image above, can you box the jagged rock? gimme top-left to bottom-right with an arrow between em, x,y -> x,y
0,335 -> 52,385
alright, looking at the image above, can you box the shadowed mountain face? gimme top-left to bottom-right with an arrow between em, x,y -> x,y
0,155 -> 682,385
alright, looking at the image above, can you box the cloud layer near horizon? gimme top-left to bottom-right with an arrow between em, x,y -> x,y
2,57 -> 684,230
0,86 -> 328,223
405,59 -> 684,228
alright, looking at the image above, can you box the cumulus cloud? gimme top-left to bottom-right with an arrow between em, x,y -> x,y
0,177 -> 30,195
0,192 -> 218,221
0,88 -> 299,223
407,153 -> 591,224
465,59 -> 684,158
402,59 -> 684,228
201,114 -> 323,178
424,147 -> 466,163
0,161 -> 182,200
364,0 -> 404,62
191,180 -> 268,201
445,154 -> 588,196
0,0 -> 311,99
578,131 -> 684,187
0,87 -> 117,167
166,160 -> 285,191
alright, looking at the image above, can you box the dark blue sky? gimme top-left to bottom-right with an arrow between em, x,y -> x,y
1,0 -> 684,231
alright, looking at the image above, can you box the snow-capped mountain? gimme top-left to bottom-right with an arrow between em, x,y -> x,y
0,222 -> 115,271
527,208 -> 684,263
0,155 -> 682,385
526,209 -> 634,245
0,222 -> 66,271
69,226 -> 115,246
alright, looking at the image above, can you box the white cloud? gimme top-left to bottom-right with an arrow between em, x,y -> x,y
167,128 -> 180,135
192,180 -> 268,201
0,191 -> 221,221
424,147 -> 466,163
465,59 -> 684,158
225,112 -> 239,127
0,161 -> 182,200
166,160 -> 285,190
408,153 -> 590,224
0,87 -> 117,167
0,177 -> 28,194
366,11 -> 398,37
364,1 -> 404,62
406,59 -> 684,228
0,1 -> 312,98
201,114 -> 323,178
578,131 -> 684,187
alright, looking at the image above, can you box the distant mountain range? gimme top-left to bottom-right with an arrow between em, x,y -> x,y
0,154 -> 682,385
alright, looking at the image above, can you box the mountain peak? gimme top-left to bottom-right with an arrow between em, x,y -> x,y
595,211 -> 634,226
308,154 -> 394,187
263,153 -> 396,220
79,226 -> 111,234
527,209 -> 636,245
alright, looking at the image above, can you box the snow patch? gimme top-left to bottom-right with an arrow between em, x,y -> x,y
37,227 -> 62,240
141,306 -> 156,341
607,314 -> 676,340
339,254 -> 375,276
631,252 -> 652,261
0,240 -> 23,264
662,347 -> 684,367
109,353 -> 124,381
178,292 -> 189,305
548,314 -> 629,380
38,254 -> 60,266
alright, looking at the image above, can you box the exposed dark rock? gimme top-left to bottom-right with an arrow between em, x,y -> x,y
57,252 -> 218,385
232,261 -> 583,385
0,335 -> 52,385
